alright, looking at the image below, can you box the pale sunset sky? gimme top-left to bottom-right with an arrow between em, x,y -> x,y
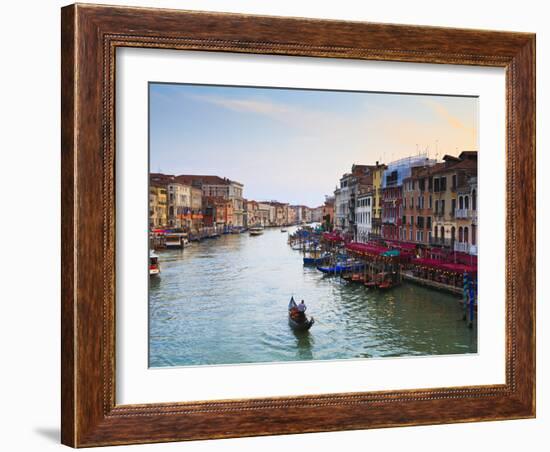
149,83 -> 478,207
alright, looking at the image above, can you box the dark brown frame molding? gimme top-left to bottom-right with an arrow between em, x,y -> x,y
61,3 -> 536,447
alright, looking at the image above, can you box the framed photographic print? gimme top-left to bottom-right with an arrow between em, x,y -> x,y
61,3 -> 536,447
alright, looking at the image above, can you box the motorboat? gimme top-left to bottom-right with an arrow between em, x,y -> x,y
149,250 -> 160,276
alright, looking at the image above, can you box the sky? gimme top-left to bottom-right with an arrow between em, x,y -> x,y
149,83 -> 478,207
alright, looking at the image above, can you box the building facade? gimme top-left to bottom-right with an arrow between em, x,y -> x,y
371,162 -> 386,239
355,189 -> 373,243
402,166 -> 433,245
431,152 -> 477,253
454,175 -> 478,255
149,184 -> 167,228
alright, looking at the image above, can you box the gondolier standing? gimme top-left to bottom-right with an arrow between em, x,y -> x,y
297,300 -> 307,313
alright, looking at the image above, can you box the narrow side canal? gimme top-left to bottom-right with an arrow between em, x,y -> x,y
149,227 -> 477,367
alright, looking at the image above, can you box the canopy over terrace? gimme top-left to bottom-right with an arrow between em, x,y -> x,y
412,257 -> 477,274
322,232 -> 344,243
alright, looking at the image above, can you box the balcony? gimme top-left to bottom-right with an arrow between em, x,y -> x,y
454,242 -> 478,255
429,237 -> 453,247
382,216 -> 396,224
455,208 -> 470,219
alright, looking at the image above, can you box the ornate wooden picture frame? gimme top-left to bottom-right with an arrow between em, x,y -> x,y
61,3 -> 535,447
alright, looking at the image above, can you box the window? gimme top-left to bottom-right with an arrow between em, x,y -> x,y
472,189 -> 477,210
434,178 -> 440,192
451,199 -> 456,216
427,216 -> 432,229
465,195 -> 470,209
440,226 -> 445,241
452,174 -> 457,189
429,195 -> 432,209
459,226 -> 463,242
472,224 -> 477,245
441,200 -> 445,215
435,200 -> 439,214
440,176 -> 447,191
459,196 -> 464,209
464,226 -> 469,243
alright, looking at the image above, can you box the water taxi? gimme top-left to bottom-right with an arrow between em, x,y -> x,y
149,250 -> 160,276
249,226 -> 264,236
165,232 -> 189,249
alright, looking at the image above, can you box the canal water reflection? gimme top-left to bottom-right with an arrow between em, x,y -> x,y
149,227 -> 477,367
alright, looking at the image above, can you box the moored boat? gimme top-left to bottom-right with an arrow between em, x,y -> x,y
149,250 -> 160,276
165,232 -> 189,249
317,260 -> 365,274
303,254 -> 329,266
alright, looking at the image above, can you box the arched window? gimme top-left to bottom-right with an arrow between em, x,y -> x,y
459,196 -> 464,209
472,224 -> 477,245
464,227 -> 469,243
451,226 -> 456,244
434,226 -> 438,239
465,196 -> 470,209
472,189 -> 477,210
440,226 -> 445,242
459,226 -> 463,242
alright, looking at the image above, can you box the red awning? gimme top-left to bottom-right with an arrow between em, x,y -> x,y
346,242 -> 392,256
413,257 -> 477,274
323,232 -> 344,243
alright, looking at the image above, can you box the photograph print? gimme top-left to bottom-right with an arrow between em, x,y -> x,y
148,83 -> 479,368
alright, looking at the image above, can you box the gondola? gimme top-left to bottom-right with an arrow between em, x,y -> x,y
288,297 -> 314,331
303,254 -> 329,266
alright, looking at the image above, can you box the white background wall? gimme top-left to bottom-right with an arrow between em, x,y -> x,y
0,1 -> 545,451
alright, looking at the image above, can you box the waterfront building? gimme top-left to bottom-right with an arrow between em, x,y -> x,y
334,164 -> 375,238
431,151 -> 477,252
371,162 -> 387,239
176,175 -> 245,228
245,200 -> 271,227
258,203 -> 275,226
288,206 -> 298,225
454,175 -> 478,255
381,155 -> 435,241
355,189 -> 373,243
203,196 -> 234,228
266,201 -> 289,226
243,199 -> 252,227
167,182 -> 191,228
311,206 -> 323,223
189,186 -> 203,231
402,165 -> 434,245
322,196 -> 335,231
304,207 -> 313,223
149,184 -> 167,228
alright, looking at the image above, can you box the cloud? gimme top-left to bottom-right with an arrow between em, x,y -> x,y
423,99 -> 475,133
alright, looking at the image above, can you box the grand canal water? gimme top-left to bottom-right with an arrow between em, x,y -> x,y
149,227 -> 477,367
